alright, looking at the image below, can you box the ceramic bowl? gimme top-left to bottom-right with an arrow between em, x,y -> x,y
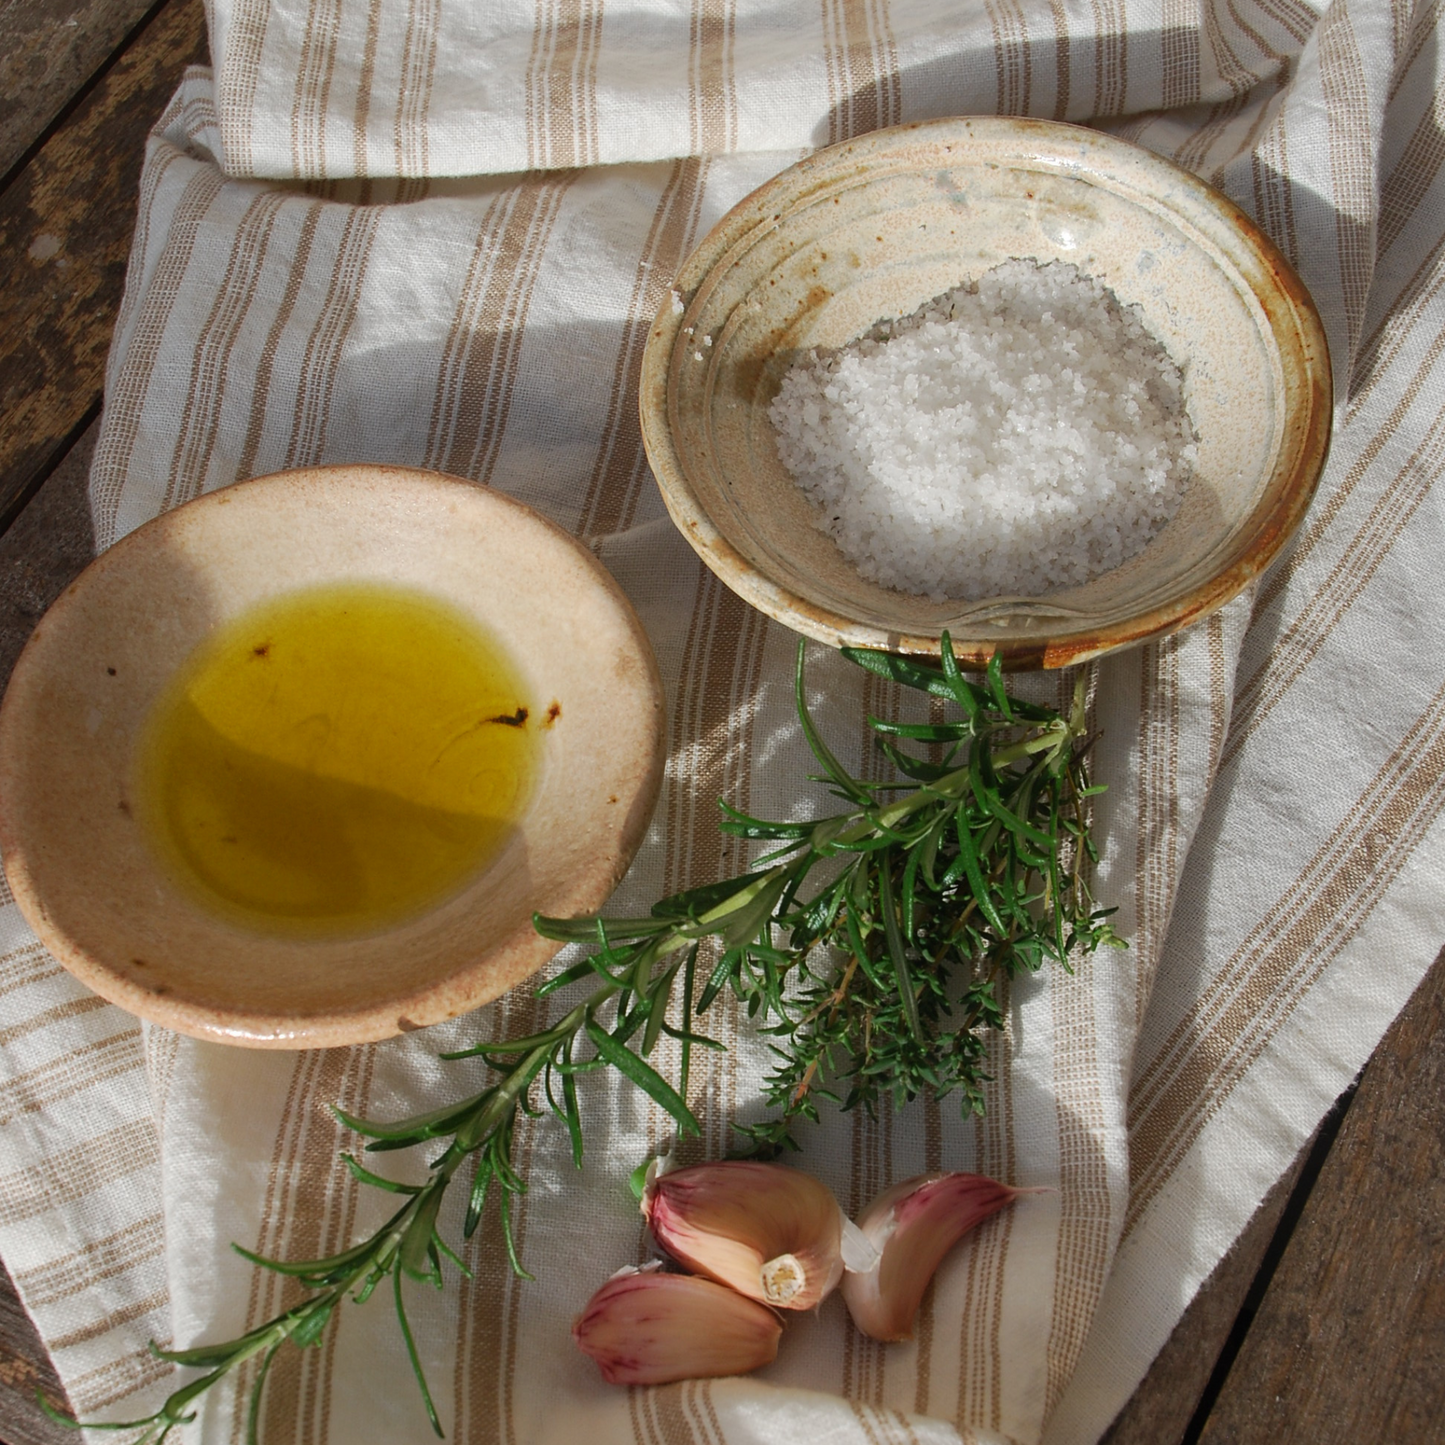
0,466 -> 664,1048
640,116 -> 1332,668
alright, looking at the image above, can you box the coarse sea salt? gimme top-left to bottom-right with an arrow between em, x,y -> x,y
768,259 -> 1196,603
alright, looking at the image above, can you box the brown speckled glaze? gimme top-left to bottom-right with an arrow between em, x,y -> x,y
640,117 -> 1332,669
0,466 -> 665,1049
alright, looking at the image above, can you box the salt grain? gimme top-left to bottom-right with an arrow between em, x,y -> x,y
768,260 -> 1196,602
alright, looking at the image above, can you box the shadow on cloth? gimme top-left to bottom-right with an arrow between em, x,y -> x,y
812,25 -> 1302,148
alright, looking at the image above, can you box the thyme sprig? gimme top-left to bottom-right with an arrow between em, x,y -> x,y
48,636 -> 1120,1443
535,637 -> 1121,1153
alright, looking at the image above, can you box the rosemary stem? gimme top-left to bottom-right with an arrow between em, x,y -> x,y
789,952 -> 859,1108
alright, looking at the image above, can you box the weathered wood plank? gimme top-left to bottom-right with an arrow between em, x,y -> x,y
0,0 -> 206,529
1196,947 -> 1445,1444
1098,1141 -> 1312,1445
0,1258 -> 74,1445
0,0 -> 164,181
0,417 -> 98,688
0,416 -> 101,1445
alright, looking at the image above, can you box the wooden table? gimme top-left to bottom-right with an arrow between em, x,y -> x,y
1,4 -> 1441,1441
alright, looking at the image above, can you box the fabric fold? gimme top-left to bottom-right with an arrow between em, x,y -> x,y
204,0 -> 1325,181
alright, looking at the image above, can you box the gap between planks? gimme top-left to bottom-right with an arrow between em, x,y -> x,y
0,0 -> 208,536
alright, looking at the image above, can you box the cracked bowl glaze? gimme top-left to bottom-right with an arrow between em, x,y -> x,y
0,466 -> 665,1048
640,116 -> 1331,669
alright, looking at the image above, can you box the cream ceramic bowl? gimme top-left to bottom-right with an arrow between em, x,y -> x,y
0,466 -> 664,1048
641,116 -> 1332,668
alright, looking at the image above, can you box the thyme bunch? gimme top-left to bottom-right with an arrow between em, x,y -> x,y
50,636 -> 1120,1443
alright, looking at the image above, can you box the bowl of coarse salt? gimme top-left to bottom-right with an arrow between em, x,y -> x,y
639,116 -> 1331,668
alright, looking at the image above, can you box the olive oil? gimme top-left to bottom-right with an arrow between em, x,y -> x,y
135,582 -> 538,936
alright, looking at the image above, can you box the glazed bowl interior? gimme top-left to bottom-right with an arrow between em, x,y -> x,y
641,117 -> 1331,668
0,467 -> 664,1048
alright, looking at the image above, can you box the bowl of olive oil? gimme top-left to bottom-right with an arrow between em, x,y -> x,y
0,466 -> 665,1048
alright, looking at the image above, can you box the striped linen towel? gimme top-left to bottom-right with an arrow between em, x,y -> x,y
2,0 -> 1444,1441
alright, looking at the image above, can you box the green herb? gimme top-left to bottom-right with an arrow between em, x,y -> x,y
532,637 -> 1120,1153
48,636 -> 1119,1442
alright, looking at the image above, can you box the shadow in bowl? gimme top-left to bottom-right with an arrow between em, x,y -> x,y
642,117 -> 1331,669
0,466 -> 665,1048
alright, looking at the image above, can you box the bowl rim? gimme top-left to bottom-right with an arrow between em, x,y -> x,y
639,115 -> 1333,669
0,465 -> 666,1048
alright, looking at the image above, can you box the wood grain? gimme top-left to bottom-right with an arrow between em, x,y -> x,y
1098,1142 -> 1312,1445
0,0 -> 206,529
1197,947 -> 1445,1444
0,1256 -> 73,1445
0,417 -> 98,687
0,0 -> 164,181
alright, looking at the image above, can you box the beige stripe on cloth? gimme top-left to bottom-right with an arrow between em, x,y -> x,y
204,0 -> 1317,180
0,0 -> 1443,1442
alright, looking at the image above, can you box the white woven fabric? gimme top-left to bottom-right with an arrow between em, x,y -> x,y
203,0 -> 1311,181
1,2 -> 1443,1443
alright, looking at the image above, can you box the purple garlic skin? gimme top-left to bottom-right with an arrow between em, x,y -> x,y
841,1171 -> 1032,1342
644,1160 -> 844,1309
573,1268 -> 782,1386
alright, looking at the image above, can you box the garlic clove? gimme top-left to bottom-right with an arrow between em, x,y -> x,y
644,1161 -> 844,1309
573,1268 -> 782,1386
840,1172 -> 1033,1342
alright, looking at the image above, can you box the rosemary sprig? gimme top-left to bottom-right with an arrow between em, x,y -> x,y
47,635 -> 1120,1442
